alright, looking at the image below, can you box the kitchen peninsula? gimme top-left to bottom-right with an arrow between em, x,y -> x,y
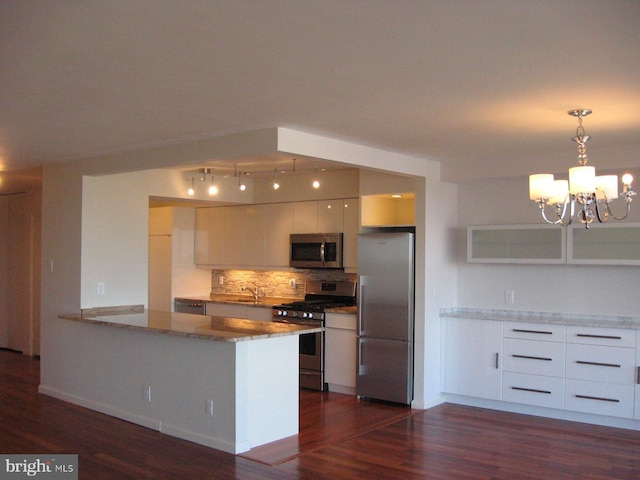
45,307 -> 321,454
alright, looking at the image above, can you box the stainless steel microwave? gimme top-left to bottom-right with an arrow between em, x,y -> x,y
290,233 -> 343,269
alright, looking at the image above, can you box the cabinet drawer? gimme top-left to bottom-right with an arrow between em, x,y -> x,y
503,322 -> 565,342
565,344 -> 635,384
565,379 -> 634,418
502,372 -> 564,409
503,338 -> 565,377
566,326 -> 635,347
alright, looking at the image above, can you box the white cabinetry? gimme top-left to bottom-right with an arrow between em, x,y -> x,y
265,202 -> 294,266
565,326 -> 636,418
325,312 -> 357,394
635,333 -> 640,420
444,317 -> 502,400
243,204 -> 266,266
502,322 -> 566,409
342,198 -> 359,270
293,201 -> 318,233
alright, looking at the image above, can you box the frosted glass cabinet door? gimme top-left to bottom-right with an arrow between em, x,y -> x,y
467,225 -> 565,264
568,223 -> 640,265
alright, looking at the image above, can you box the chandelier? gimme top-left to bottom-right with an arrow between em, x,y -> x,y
529,109 -> 635,228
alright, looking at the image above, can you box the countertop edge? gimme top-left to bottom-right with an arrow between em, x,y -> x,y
60,312 -> 323,342
439,307 -> 640,329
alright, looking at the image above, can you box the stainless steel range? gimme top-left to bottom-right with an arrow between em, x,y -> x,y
272,280 -> 357,391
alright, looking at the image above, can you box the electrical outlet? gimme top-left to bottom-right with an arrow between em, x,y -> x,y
97,282 -> 105,295
504,290 -> 515,304
218,276 -> 225,286
206,399 -> 214,416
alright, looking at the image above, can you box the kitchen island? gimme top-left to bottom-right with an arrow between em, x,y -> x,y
42,307 -> 321,454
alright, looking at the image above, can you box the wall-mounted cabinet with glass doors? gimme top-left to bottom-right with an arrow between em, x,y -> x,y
468,223 -> 640,265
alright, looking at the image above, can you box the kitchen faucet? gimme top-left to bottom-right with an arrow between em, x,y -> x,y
242,284 -> 261,301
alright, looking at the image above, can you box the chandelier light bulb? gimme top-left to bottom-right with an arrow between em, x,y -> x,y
187,177 -> 195,196
272,169 -> 280,190
622,173 -> 634,187
312,167 -> 320,189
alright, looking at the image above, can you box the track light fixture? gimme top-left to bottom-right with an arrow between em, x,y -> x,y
208,175 -> 218,195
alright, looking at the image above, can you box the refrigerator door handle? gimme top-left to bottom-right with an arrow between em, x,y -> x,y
358,338 -> 366,375
358,279 -> 365,334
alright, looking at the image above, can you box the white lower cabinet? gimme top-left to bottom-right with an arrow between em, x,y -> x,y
502,323 -> 566,409
445,317 -> 640,423
502,372 -> 565,409
444,318 -> 502,400
565,379 -> 635,418
325,313 -> 357,394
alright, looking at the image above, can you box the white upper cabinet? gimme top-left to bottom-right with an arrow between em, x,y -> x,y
195,198 -> 359,268
467,225 -> 566,264
342,198 -> 359,270
194,208 -> 210,265
293,201 -> 318,233
243,204 -> 267,266
568,223 -> 640,265
317,199 -> 344,233
265,202 -> 294,267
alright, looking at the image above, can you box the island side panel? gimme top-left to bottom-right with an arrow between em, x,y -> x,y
235,335 -> 300,449
39,320 -> 240,453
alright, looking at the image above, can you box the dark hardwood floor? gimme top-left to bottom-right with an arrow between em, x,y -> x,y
2,349 -> 640,479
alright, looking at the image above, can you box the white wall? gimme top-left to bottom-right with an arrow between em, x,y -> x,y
456,173 -> 640,316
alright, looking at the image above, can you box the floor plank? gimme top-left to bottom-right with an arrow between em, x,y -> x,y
3,350 -> 640,479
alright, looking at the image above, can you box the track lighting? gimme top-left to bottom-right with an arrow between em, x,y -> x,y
208,176 -> 218,195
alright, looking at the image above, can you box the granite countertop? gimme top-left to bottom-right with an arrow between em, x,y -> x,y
60,309 -> 322,342
180,294 -> 359,314
440,307 -> 640,329
177,294 -> 302,308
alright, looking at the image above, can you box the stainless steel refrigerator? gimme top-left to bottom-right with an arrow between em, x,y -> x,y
356,232 -> 414,405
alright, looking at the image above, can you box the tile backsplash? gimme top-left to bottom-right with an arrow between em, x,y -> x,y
210,269 -> 357,299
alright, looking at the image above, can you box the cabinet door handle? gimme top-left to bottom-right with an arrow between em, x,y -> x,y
575,394 -> 620,403
512,329 -> 553,335
576,360 -> 621,368
576,333 -> 622,340
511,386 -> 551,395
636,366 -> 640,385
512,354 -> 552,362
495,352 -> 499,369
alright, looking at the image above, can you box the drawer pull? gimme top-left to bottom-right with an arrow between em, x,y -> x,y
512,354 -> 552,362
637,366 -> 640,385
576,333 -> 622,340
575,394 -> 620,403
512,329 -> 553,335
511,386 -> 551,395
495,352 -> 499,369
575,360 -> 621,368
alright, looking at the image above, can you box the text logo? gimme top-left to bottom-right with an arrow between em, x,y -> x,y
1,455 -> 77,479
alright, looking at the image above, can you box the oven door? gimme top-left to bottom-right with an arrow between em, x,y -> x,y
299,331 -> 325,390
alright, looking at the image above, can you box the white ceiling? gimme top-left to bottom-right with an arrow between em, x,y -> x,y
1,0 -> 639,194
